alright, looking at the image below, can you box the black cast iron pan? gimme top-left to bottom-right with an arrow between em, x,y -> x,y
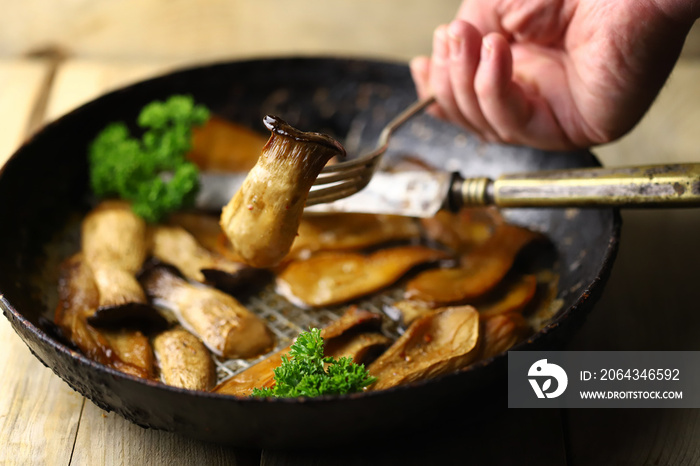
0,57 -> 620,447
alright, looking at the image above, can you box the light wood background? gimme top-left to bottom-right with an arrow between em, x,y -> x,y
0,2 -> 699,465
3,0 -> 460,61
3,0 -> 699,62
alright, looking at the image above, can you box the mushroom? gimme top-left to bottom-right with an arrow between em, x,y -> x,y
220,115 -> 345,268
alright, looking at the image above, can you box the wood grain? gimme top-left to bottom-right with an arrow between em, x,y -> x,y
0,318 -> 86,466
0,58 -> 84,466
70,402 -> 257,466
0,59 -> 47,165
45,59 -> 180,122
2,0 -> 698,62
0,0 -> 461,62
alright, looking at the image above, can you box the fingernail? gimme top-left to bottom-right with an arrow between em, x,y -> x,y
481,37 -> 493,60
434,26 -> 449,62
409,56 -> 425,70
448,20 -> 463,39
448,23 -> 464,58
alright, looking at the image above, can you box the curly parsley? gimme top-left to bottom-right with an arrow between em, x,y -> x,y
88,94 -> 209,223
252,328 -> 376,398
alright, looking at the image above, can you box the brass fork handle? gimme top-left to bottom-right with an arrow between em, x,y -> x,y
453,163 -> 700,208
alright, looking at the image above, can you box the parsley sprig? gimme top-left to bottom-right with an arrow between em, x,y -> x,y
88,95 -> 209,223
252,328 -> 376,398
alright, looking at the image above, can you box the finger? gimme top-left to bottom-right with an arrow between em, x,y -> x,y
446,20 -> 499,141
410,55 -> 448,122
429,24 -> 481,135
426,25 -> 452,121
474,33 -> 572,149
457,1 -> 510,38
409,55 -> 432,101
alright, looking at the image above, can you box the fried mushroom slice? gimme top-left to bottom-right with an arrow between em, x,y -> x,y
368,306 -> 480,390
475,274 -> 538,318
320,307 -> 384,338
220,115 -> 345,268
387,299 -> 434,326
421,207 -> 503,253
189,115 -> 268,172
54,254 -> 153,379
323,332 -> 391,365
290,214 -> 422,258
81,200 -> 148,309
319,307 -> 390,364
405,224 -> 542,305
139,265 -> 273,359
212,349 -> 287,397
102,329 -> 154,378
168,211 -> 233,256
55,254 -> 113,365
480,313 -> 530,360
391,272 -> 538,326
153,327 -> 215,390
276,245 -> 450,308
150,225 -> 244,282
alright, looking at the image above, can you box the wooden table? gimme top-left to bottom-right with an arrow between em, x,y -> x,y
0,55 -> 699,466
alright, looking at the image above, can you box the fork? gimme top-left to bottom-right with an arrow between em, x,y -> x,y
304,97 -> 700,211
305,96 -> 436,206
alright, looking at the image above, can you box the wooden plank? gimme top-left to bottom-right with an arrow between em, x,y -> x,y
70,402 -> 257,466
0,317 -> 86,466
0,59 -> 86,466
2,0 -> 698,63
45,59 -> 180,122
2,0 -> 698,64
0,0 -> 460,62
0,60 -> 47,165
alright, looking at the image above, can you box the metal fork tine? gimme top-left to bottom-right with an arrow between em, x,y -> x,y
306,186 -> 362,206
314,165 -> 372,185
308,175 -> 369,198
317,156 -> 376,174
307,172 -> 374,205
308,96 -> 435,204
311,175 -> 365,191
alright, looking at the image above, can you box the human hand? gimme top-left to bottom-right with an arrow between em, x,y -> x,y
411,0 -> 697,150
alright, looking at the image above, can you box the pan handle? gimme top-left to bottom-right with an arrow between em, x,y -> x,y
453,163 -> 700,208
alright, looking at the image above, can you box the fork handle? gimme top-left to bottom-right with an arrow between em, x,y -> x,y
452,163 -> 700,209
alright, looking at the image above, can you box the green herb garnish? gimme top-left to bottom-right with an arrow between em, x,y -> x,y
88,94 -> 210,222
252,328 -> 376,398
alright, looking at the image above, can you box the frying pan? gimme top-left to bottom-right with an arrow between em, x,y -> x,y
0,57 -> 620,447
